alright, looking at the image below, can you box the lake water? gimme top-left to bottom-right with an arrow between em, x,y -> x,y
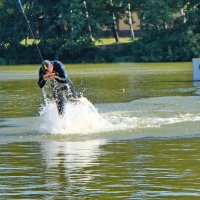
0,63 -> 200,199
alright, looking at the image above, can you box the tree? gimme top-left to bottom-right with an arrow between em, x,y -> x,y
0,0 -> 30,63
0,0 -> 199,63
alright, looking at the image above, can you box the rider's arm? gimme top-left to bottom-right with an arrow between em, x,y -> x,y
54,62 -> 69,83
38,68 -> 46,88
54,61 -> 77,96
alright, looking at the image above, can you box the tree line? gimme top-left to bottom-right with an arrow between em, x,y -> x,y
0,0 -> 199,64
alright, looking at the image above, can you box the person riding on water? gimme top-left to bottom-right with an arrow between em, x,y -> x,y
38,60 -> 81,115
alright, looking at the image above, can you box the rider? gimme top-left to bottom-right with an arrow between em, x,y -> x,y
38,60 -> 80,115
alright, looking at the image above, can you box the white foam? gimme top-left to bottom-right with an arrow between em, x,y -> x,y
38,96 -> 200,135
39,97 -> 111,134
104,112 -> 200,130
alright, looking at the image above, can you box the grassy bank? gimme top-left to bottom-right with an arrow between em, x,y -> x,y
1,35 -> 197,65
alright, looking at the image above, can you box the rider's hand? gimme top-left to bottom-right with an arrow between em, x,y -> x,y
43,72 -> 55,80
43,73 -> 50,80
49,72 -> 56,79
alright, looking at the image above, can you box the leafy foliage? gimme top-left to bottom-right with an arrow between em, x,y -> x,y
0,0 -> 199,63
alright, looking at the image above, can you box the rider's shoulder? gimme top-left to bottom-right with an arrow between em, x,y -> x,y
53,60 -> 62,65
53,60 -> 65,69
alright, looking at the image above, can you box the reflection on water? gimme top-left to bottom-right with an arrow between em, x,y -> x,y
0,138 -> 200,199
41,140 -> 106,170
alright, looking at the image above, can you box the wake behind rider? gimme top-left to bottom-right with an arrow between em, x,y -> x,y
38,60 -> 80,115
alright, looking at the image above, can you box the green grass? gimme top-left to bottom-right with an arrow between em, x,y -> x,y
0,65 -> 38,71
20,39 -> 40,46
95,37 -> 133,46
20,37 -> 133,46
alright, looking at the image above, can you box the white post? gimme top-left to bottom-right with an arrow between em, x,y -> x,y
192,58 -> 200,81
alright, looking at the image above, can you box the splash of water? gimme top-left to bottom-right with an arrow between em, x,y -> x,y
39,97 -> 111,134
38,95 -> 200,136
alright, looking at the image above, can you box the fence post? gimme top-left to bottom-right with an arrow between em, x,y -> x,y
192,58 -> 200,81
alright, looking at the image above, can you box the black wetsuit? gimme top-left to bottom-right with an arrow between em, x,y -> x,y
38,60 -> 76,115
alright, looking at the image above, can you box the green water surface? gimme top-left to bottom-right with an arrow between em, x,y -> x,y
0,62 -> 200,200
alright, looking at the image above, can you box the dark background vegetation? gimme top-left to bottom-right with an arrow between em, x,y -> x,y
0,0 -> 199,64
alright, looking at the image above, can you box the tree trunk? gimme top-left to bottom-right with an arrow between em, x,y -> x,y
83,0 -> 92,38
111,0 -> 119,43
128,3 -> 135,40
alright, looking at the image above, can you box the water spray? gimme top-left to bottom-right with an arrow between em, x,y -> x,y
18,0 -> 44,61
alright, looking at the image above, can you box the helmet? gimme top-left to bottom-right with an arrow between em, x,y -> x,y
41,60 -> 51,71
